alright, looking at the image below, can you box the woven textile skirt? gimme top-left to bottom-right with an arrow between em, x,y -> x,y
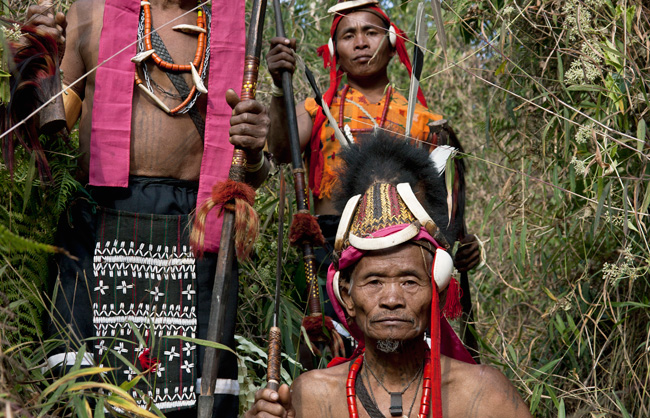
47,177 -> 239,415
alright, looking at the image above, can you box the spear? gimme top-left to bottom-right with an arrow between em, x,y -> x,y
405,2 -> 427,139
267,172 -> 286,392
196,0 -> 267,415
271,0 -> 333,348
431,0 -> 448,63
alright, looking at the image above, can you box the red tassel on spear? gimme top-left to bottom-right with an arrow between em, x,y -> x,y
272,0 -> 343,357
194,0 -> 267,415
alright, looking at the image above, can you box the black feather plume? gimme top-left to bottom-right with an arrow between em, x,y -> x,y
333,131 -> 458,243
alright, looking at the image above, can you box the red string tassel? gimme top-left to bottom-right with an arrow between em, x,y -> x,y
289,212 -> 326,247
233,196 -> 259,260
138,348 -> 158,373
442,277 -> 463,320
191,179 -> 258,259
302,314 -> 335,341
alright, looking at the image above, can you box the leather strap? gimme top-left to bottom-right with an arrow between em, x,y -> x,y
355,368 -> 386,418
150,30 -> 205,140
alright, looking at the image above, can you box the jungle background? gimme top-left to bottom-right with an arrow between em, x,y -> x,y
0,0 -> 648,416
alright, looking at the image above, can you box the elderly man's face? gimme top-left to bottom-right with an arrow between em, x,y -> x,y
342,244 -> 432,345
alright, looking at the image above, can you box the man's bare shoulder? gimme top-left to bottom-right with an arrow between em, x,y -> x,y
65,0 -> 105,37
444,357 -> 532,418
291,363 -> 349,418
67,0 -> 104,15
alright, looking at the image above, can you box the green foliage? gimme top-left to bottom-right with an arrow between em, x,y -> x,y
1,0 -> 648,416
253,0 -> 650,416
429,0 -> 650,416
235,334 -> 304,414
0,134 -> 81,342
237,167 -> 310,379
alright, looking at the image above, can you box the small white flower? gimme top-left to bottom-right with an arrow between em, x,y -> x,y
570,156 -> 589,176
574,123 -> 594,144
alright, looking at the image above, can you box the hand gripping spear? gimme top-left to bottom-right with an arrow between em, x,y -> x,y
271,0 -> 342,355
194,0 -> 267,415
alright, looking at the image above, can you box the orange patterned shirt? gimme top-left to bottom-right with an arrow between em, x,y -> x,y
305,85 -> 443,199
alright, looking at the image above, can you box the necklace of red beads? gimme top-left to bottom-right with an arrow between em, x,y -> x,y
346,354 -> 432,418
135,0 -> 208,114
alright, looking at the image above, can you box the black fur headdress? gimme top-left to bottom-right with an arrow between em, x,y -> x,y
333,131 -> 458,245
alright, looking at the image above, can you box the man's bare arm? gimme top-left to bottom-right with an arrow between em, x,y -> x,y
58,0 -> 90,100
58,0 -> 91,128
467,365 -> 533,418
266,37 -> 312,164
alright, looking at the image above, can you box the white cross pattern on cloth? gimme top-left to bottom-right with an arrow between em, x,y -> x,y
123,367 -> 137,381
183,342 -> 195,356
182,284 -> 196,301
97,340 -> 107,355
114,341 -> 129,355
94,280 -> 109,295
116,280 -> 134,294
164,345 -> 180,361
181,360 -> 194,374
147,286 -> 165,302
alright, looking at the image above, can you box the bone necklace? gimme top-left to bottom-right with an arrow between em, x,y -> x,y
133,0 -> 209,114
346,354 -> 432,418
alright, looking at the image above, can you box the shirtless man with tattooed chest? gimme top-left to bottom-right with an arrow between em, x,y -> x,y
27,0 -> 268,415
31,0 -> 268,182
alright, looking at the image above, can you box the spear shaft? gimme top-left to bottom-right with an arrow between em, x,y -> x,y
267,173 -> 286,392
405,2 -> 426,139
197,0 -> 267,415
431,0 -> 448,63
272,0 -> 322,319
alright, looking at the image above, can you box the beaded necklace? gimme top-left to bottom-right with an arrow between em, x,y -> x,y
134,0 -> 210,115
143,1 -> 206,71
338,85 -> 393,134
346,354 -> 432,418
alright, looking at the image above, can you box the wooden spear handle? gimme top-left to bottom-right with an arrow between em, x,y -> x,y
272,0 -> 322,318
230,55 -> 262,181
268,172 -> 286,391
267,326 -> 282,391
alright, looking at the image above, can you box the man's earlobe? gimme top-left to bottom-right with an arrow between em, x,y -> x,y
340,282 -> 356,315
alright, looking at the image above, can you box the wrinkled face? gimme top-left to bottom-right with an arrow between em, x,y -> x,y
342,244 -> 432,344
334,11 -> 395,79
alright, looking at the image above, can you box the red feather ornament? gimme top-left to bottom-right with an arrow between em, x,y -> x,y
2,22 -> 65,179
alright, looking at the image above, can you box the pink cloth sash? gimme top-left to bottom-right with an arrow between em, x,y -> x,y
90,0 -> 245,252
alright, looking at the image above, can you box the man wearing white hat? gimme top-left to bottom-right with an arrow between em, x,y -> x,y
246,133 -> 530,418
